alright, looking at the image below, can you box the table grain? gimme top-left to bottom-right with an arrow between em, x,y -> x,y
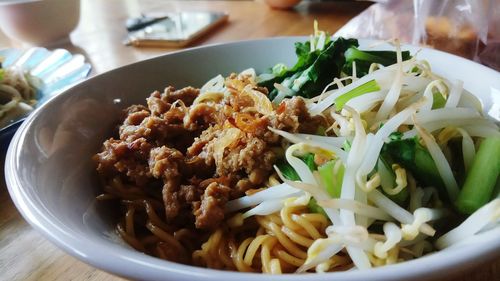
0,1 -> 498,280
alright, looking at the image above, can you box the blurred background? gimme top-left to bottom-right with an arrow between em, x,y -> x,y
1,0 -> 498,74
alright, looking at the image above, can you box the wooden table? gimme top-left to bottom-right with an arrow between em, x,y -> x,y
0,1 -> 498,280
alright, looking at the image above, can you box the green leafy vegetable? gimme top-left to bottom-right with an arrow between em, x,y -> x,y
432,91 -> 447,109
343,47 -> 412,77
377,156 -> 409,205
277,155 -> 326,215
343,140 -> 352,151
272,63 -> 288,77
276,161 -> 300,181
259,35 -> 412,102
258,40 -> 326,92
382,136 -> 445,193
301,153 -> 317,172
278,37 -> 359,99
318,160 -> 344,198
0,60 -> 4,83
259,37 -> 359,100
316,126 -> 326,136
308,198 -> 327,216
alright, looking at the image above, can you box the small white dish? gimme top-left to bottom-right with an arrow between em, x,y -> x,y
0,0 -> 80,46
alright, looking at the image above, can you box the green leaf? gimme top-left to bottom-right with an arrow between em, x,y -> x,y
0,59 -> 4,82
295,41 -> 312,58
276,161 -> 300,181
343,47 -> 412,77
343,140 -> 352,151
382,137 -> 445,192
377,156 -> 409,205
318,160 -> 344,198
301,153 -> 317,172
272,63 -> 288,76
292,37 -> 359,98
388,131 -> 403,141
432,91 -> 447,109
308,197 -> 328,216
262,37 -> 359,100
316,126 -> 326,136
277,157 -> 330,215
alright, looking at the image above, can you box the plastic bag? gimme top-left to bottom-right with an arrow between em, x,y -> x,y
335,0 -> 500,71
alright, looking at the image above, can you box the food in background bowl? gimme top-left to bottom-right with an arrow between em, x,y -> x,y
5,35 -> 500,281
0,47 -> 91,143
93,32 -> 500,273
0,58 -> 38,128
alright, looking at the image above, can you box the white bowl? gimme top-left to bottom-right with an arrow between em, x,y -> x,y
0,0 -> 80,46
5,37 -> 500,281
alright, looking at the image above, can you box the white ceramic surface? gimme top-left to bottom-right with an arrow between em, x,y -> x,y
0,0 -> 80,46
5,38 -> 500,281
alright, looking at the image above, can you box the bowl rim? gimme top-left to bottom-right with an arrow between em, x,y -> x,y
5,36 -> 500,281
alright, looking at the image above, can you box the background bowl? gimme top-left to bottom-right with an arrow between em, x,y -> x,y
0,0 -> 80,46
0,46 -> 91,148
5,37 -> 500,281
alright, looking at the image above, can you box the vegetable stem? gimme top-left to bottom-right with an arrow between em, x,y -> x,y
455,137 -> 500,214
334,79 -> 380,111
319,160 -> 344,198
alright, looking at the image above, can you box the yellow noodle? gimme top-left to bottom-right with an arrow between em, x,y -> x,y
386,247 -> 399,265
292,214 -> 323,239
235,238 -> 255,272
156,243 -> 168,260
275,249 -> 305,267
140,235 -> 160,246
268,222 -> 307,259
109,177 -> 146,197
125,206 -> 136,237
368,253 -> 385,267
195,230 -> 223,268
192,250 -> 205,267
117,223 -> 145,251
280,204 -> 302,230
256,226 -> 266,236
281,226 -> 314,247
96,193 -> 116,200
300,213 -> 329,228
244,235 -> 270,265
146,222 -> 187,260
260,236 -> 277,273
269,259 -> 282,274
173,228 -> 192,242
106,170 -> 357,273
142,200 -> 172,232
174,229 -> 198,254
266,213 -> 283,225
207,229 -> 223,258
330,254 -> 352,269
218,242 -> 235,269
